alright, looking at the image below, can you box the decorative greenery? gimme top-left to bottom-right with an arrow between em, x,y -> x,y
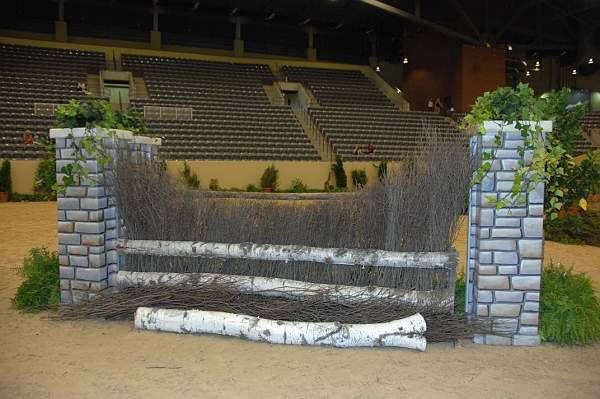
246,184 -> 260,192
351,169 -> 368,189
540,263 -> 600,345
375,160 -> 388,182
260,165 -> 279,190
53,99 -> 148,194
180,161 -> 200,189
12,247 -> 60,312
0,159 -> 11,193
9,193 -> 53,202
454,272 -> 466,315
464,84 -> 599,220
209,178 -> 220,191
33,137 -> 57,200
545,211 -> 600,247
331,156 -> 347,189
291,178 -> 308,193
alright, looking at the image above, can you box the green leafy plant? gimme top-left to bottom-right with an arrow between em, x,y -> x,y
180,161 -> 200,189
375,160 -> 388,182
351,169 -> 368,189
33,137 -> 57,200
246,184 -> 260,192
545,211 -> 600,247
9,193 -> 52,202
55,99 -> 115,129
291,178 -> 308,193
540,263 -> 600,345
260,165 -> 279,191
0,159 -> 11,193
454,272 -> 466,315
12,247 -> 60,312
209,178 -> 220,191
115,109 -> 147,134
464,85 -> 599,220
331,156 -> 347,189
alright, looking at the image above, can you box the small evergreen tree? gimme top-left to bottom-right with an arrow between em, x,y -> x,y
0,160 -> 12,193
331,156 -> 347,189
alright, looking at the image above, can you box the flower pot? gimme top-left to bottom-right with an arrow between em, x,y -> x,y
261,188 -> 273,193
0,192 -> 9,202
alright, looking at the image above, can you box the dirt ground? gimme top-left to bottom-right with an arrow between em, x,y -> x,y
1,202 -> 599,399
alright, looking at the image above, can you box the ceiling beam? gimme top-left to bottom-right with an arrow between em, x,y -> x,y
357,0 -> 480,45
493,0 -> 547,42
449,0 -> 480,38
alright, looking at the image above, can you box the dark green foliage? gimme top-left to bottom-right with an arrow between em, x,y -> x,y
375,160 -> 388,182
291,178 -> 308,193
180,161 -> 200,189
540,263 -> 600,345
331,156 -> 347,189
0,159 -> 11,192
115,109 -> 147,134
12,248 -> 60,312
260,165 -> 279,190
246,184 -> 260,192
351,169 -> 368,189
454,272 -> 466,315
545,211 -> 600,247
9,193 -> 52,202
33,140 -> 57,200
55,99 -> 115,129
209,178 -> 220,191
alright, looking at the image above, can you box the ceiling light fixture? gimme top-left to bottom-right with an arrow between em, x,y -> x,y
301,18 -> 311,25
571,68 -> 577,75
265,13 -> 276,21
403,57 -> 408,64
507,44 -> 513,51
526,71 -> 531,77
589,57 -> 594,64
535,60 -> 540,67
335,23 -> 344,29
376,66 -> 381,72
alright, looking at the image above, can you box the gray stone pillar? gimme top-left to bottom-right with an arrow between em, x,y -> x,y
467,121 -> 551,346
50,128 -> 161,304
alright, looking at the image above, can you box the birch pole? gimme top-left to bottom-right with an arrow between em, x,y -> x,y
117,239 -> 456,269
117,271 -> 454,308
135,307 -> 427,350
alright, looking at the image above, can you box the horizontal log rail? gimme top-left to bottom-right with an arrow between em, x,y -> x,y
116,239 -> 457,270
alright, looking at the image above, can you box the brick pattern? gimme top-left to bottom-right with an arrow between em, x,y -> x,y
53,130 -> 159,303
467,122 -> 551,346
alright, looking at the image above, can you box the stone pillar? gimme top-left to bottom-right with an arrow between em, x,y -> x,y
50,128 -> 161,304
150,1 -> 161,50
233,17 -> 244,57
467,120 -> 551,346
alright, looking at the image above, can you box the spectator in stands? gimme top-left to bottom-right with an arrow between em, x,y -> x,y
434,98 -> 443,113
353,146 -> 362,155
427,98 -> 434,112
23,130 -> 34,145
77,81 -> 87,92
366,144 -> 375,154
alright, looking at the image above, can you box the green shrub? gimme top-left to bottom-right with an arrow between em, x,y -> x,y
12,248 -> 60,312
246,184 -> 260,192
0,159 -> 11,193
55,99 -> 115,129
114,109 -> 147,134
331,156 -> 347,189
209,178 -> 220,191
33,158 -> 57,200
545,211 -> 600,247
260,165 -> 279,190
180,161 -> 200,189
9,193 -> 52,202
454,272 -> 466,315
540,263 -> 600,345
291,178 -> 307,193
375,160 -> 388,181
351,169 -> 368,189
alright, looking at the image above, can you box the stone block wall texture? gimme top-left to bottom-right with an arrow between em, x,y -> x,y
51,128 -> 160,304
467,121 -> 551,346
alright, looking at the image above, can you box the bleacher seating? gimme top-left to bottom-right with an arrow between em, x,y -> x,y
122,54 -> 320,160
0,44 -> 106,159
281,66 -> 461,160
578,112 -> 600,155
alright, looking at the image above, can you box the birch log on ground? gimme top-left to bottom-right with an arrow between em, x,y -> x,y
134,307 -> 427,350
117,271 -> 454,308
117,239 -> 457,269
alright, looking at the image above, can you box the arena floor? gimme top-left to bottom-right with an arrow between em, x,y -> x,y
1,202 -> 599,399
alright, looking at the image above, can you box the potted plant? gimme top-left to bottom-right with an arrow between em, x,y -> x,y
260,165 -> 279,192
0,160 -> 12,202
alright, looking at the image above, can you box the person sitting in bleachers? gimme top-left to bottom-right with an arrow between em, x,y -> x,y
366,143 -> 375,154
353,146 -> 362,155
77,81 -> 87,92
23,130 -> 34,145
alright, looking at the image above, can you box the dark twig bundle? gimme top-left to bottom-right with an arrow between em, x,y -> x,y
108,126 -> 474,291
57,281 -> 491,342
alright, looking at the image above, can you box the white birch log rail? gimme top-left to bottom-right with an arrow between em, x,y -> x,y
116,239 -> 456,269
117,271 -> 453,308
134,307 -> 427,350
